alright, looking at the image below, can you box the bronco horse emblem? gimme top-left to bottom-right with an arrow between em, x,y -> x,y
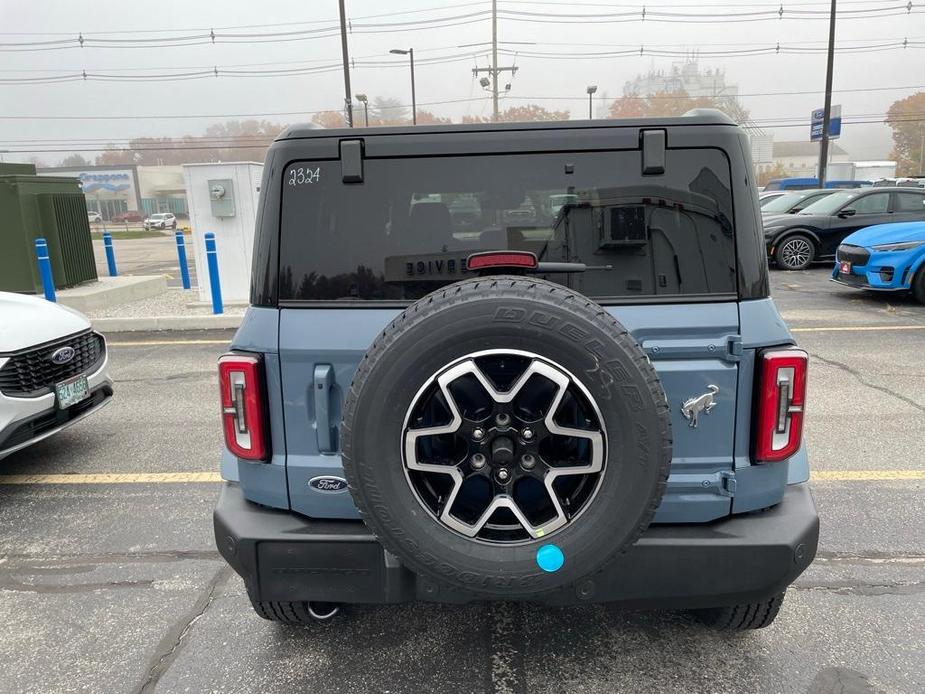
680,385 -> 720,428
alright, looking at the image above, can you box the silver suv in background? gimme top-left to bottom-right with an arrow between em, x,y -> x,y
143,213 -> 177,230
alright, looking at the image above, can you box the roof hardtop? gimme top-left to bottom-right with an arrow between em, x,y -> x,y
277,109 -> 737,141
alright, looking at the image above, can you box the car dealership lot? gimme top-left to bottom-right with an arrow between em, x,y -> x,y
0,271 -> 923,694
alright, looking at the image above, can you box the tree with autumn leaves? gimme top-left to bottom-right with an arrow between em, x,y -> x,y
609,89 -> 746,121
312,101 -> 569,128
885,91 -> 925,176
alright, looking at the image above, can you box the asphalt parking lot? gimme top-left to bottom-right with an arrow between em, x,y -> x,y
92,235 -> 199,290
0,267 -> 923,694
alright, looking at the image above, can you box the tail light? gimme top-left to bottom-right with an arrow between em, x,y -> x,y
218,353 -> 268,461
755,348 -> 808,463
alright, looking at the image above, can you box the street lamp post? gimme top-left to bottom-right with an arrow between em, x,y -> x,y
355,94 -> 369,126
390,48 -> 416,125
586,85 -> 598,120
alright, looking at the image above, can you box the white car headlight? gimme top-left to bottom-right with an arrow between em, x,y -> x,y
871,241 -> 925,252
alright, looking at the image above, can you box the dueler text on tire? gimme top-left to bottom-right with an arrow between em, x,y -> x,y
340,276 -> 672,600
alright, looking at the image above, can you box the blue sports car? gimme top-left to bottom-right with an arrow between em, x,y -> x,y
832,221 -> 925,303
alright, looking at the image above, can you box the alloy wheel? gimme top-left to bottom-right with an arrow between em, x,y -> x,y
402,349 -> 606,544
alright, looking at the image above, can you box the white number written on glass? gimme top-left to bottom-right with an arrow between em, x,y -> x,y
288,167 -> 321,186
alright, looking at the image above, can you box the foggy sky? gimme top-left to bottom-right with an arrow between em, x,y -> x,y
2,0 -> 923,165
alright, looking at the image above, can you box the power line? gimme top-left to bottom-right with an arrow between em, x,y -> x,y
1,83 -> 923,123
6,115 -> 925,155
2,40 -> 922,85
0,2 -> 920,50
3,109 -> 924,151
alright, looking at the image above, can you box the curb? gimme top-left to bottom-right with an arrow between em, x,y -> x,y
93,314 -> 243,333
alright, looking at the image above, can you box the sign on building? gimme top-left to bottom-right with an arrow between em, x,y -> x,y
810,105 -> 842,142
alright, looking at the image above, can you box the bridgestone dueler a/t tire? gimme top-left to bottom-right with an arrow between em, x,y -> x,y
341,276 -> 672,600
690,592 -> 786,630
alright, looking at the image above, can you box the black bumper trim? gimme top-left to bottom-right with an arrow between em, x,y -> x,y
214,482 -> 819,608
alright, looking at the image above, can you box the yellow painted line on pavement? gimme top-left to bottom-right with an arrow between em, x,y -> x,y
0,472 -> 222,485
0,470 -> 920,486
791,325 -> 925,333
811,470 -> 925,481
107,339 -> 229,347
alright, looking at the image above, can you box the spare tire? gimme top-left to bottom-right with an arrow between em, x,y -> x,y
341,276 -> 671,600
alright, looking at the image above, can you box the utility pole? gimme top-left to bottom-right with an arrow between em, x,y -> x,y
471,0 -> 518,120
491,0 -> 498,118
338,0 -> 353,127
817,0 -> 837,186
919,127 -> 924,175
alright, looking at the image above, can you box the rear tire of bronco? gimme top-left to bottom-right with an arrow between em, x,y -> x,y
689,592 -> 785,631
249,598 -> 340,625
341,276 -> 672,600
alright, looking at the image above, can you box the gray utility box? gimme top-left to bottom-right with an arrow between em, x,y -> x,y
208,179 -> 236,218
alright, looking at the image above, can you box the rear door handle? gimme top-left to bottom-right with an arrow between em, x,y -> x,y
313,364 -> 336,453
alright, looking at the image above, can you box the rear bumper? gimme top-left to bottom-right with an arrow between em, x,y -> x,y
214,482 -> 819,609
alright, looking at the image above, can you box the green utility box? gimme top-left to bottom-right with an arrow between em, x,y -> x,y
0,163 -> 98,293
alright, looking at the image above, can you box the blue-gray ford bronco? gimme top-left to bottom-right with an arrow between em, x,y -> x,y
213,111 -> 819,629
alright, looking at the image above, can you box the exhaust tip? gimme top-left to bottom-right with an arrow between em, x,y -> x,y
307,602 -> 341,621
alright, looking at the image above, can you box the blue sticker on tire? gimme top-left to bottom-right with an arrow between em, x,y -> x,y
536,544 -> 564,573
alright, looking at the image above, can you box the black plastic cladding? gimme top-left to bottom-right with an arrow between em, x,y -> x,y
249,115 -> 770,307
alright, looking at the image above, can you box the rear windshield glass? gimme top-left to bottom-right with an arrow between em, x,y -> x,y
279,149 -> 736,302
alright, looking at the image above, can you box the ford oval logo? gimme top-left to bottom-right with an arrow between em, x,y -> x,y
50,346 -> 76,365
308,476 -> 348,493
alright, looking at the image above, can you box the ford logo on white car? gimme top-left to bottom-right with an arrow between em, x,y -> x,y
49,346 -> 76,365
308,476 -> 348,493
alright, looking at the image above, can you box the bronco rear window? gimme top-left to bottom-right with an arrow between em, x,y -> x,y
279,149 -> 736,302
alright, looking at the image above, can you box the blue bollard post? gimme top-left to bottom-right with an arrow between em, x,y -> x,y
204,232 -> 224,315
174,230 -> 191,290
34,237 -> 56,302
102,231 -> 118,277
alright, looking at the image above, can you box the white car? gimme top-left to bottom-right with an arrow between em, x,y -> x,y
87,211 -> 102,223
0,292 -> 112,460
143,212 -> 177,230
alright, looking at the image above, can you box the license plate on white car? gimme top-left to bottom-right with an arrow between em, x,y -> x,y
839,261 -> 851,274
55,374 -> 90,409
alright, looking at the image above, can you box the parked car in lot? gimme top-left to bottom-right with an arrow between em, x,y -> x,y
0,292 -> 112,460
213,112 -> 818,630
87,211 -> 102,223
143,212 -> 177,230
111,211 -> 143,223
760,188 -> 838,217
759,190 -> 787,206
764,177 -> 869,191
764,187 -> 925,270
831,221 -> 925,303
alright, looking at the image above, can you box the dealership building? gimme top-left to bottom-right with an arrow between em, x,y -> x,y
38,164 -> 189,222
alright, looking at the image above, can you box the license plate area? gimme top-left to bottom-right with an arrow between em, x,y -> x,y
839,261 -> 852,274
55,374 -> 90,410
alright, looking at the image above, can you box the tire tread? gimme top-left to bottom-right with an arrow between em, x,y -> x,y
341,275 -> 672,599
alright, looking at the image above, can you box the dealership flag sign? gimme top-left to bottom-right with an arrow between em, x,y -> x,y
810,105 -> 842,142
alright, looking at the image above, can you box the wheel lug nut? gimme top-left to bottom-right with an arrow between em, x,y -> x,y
497,467 -> 510,482
521,454 -> 536,470
521,427 -> 534,441
470,453 -> 486,470
496,413 -> 511,427
472,428 -> 485,441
